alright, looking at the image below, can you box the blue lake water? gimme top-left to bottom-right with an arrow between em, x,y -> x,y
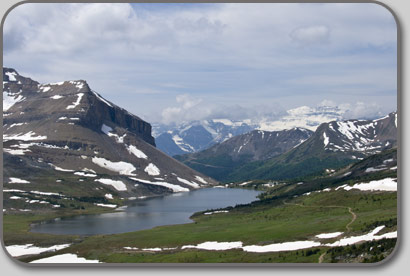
30,188 -> 261,235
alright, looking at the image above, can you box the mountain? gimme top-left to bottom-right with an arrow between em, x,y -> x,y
175,128 -> 313,181
226,113 -> 397,182
153,119 -> 254,156
3,68 -> 217,201
153,105 -> 346,157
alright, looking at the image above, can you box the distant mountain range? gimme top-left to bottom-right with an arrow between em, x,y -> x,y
175,112 -> 397,182
3,68 -> 216,199
175,128 -> 313,181
153,119 -> 254,156
153,106 -> 345,157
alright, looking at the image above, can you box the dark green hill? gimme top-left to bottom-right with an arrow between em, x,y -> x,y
175,128 -> 313,181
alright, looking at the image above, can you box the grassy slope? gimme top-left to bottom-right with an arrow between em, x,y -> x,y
5,149 -> 397,264
13,187 -> 396,263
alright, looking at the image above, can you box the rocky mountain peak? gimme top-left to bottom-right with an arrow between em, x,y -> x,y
4,68 -> 216,200
3,68 -> 155,146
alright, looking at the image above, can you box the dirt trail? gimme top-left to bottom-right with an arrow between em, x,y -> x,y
282,200 -> 358,263
318,252 -> 326,263
345,207 -> 357,232
283,201 -> 357,232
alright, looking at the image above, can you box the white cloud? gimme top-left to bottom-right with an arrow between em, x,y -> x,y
290,25 -> 330,45
159,94 -> 286,124
176,94 -> 202,109
3,3 -> 396,123
339,102 -> 384,120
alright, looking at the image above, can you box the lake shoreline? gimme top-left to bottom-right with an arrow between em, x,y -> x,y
29,188 -> 262,236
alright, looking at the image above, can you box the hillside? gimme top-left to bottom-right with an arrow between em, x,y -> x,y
3,68 -> 217,206
175,128 -> 313,181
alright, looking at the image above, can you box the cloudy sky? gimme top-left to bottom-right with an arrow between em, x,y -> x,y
3,3 -> 397,124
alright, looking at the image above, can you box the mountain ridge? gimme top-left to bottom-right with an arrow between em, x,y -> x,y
225,112 -> 397,182
175,128 -> 313,181
3,68 -> 217,201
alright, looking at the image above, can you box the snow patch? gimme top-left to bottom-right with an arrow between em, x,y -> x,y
101,124 -> 126,143
6,244 -> 71,257
3,131 -> 47,141
9,177 -> 30,184
126,145 -> 148,159
144,163 -> 160,176
365,167 -> 386,173
182,241 -> 243,251
323,132 -> 329,147
243,241 -> 321,253
325,226 -> 396,247
50,164 -> 75,172
129,177 -> 189,193
315,232 -> 343,239
74,171 -> 97,177
30,191 -> 61,196
40,86 -> 51,92
3,148 -> 31,155
5,71 -> 17,81
3,92 -> 25,111
92,157 -> 136,176
94,178 -> 127,191
95,203 -> 117,208
142,248 -> 163,252
336,178 -> 397,192
101,124 -> 112,134
177,177 -> 200,188
92,89 -> 113,107
30,253 -> 101,263
66,93 -> 84,109
195,176 -> 207,184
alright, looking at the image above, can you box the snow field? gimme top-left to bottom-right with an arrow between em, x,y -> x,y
141,225 -> 396,254
30,253 -> 101,263
5,244 -> 71,257
336,178 -> 397,192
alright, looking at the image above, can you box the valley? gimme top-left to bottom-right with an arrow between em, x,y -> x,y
2,68 -> 398,264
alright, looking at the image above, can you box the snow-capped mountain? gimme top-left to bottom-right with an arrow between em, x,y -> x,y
225,112 -> 398,182
319,113 -> 397,158
3,68 -> 216,200
175,128 -> 313,181
154,105 -> 345,157
153,119 -> 255,156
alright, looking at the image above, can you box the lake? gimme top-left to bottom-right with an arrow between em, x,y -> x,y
30,188 -> 261,235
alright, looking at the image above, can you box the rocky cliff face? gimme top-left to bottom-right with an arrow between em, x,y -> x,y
3,68 -> 217,202
3,68 -> 154,146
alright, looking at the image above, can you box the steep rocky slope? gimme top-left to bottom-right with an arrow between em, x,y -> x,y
3,68 -> 216,202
